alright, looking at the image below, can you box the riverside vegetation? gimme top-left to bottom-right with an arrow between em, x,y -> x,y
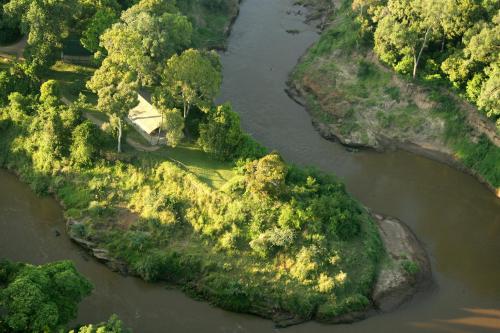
290,0 -> 499,193
0,0 -> 391,327
0,259 -> 130,332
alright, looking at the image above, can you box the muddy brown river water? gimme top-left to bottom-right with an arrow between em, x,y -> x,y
1,0 -> 500,332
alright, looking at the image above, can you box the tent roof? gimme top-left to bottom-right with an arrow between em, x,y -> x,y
128,94 -> 162,134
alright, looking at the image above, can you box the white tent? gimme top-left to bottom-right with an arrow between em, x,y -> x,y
128,94 -> 162,135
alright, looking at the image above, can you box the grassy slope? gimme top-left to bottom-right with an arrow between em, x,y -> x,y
291,1 -> 500,192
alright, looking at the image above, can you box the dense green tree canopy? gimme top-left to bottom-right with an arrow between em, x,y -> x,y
356,0 -> 499,126
161,107 -> 184,147
245,152 -> 288,197
0,260 -> 93,333
198,102 -> 244,160
81,7 -> 119,57
4,0 -> 80,73
159,48 -> 222,119
99,0 -> 192,85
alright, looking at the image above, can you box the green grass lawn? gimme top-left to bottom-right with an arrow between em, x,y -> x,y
135,143 -> 236,189
47,62 -> 97,103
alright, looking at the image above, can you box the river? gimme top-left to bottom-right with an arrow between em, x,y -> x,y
1,0 -> 500,332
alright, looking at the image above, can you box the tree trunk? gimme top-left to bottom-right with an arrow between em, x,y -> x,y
183,102 -> 191,139
157,113 -> 163,144
117,117 -> 122,153
413,27 -> 432,79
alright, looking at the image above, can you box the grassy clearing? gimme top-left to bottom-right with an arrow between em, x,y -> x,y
47,62 -> 97,102
42,61 -> 237,190
136,143 -> 236,189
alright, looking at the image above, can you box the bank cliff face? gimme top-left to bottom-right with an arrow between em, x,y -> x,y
370,214 -> 431,312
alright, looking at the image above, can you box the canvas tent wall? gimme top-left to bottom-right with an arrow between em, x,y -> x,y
127,94 -> 165,145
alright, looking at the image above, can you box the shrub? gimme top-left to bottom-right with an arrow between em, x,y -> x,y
401,259 -> 420,276
70,121 -> 99,167
198,102 -> 243,160
162,108 -> 184,147
244,153 -> 288,197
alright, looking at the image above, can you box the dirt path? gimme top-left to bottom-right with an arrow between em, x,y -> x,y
0,36 -> 27,59
61,96 -> 160,152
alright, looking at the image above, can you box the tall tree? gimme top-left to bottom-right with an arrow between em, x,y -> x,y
4,0 -> 80,74
374,0 -> 444,78
87,58 -> 139,152
81,7 -> 119,58
161,107 -> 184,147
198,102 -> 244,160
159,49 -> 222,119
100,0 -> 192,85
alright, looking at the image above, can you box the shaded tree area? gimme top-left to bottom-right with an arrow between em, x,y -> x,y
0,260 -> 92,333
0,259 -> 131,332
353,0 -> 499,127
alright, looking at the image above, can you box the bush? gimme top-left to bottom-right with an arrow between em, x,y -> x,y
244,153 -> 288,197
401,259 -> 420,276
0,260 -> 92,333
70,121 -> 99,167
198,102 -> 244,161
162,108 -> 184,147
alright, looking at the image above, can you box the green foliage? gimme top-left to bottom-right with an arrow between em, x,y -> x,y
87,58 -> 139,152
4,0 -> 80,74
198,102 -> 244,160
0,0 -> 21,45
357,0 -> 499,124
70,314 -> 131,333
159,48 -> 222,119
244,152 -> 288,197
429,92 -> 500,187
401,259 -> 420,276
0,62 -> 39,106
39,79 -> 61,106
0,259 -> 93,333
162,108 -> 184,148
100,0 -> 192,85
81,7 -> 119,57
70,121 -> 99,167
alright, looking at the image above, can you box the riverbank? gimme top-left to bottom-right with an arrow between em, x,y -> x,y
288,1 -> 500,197
65,206 -> 431,327
183,0 -> 241,50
